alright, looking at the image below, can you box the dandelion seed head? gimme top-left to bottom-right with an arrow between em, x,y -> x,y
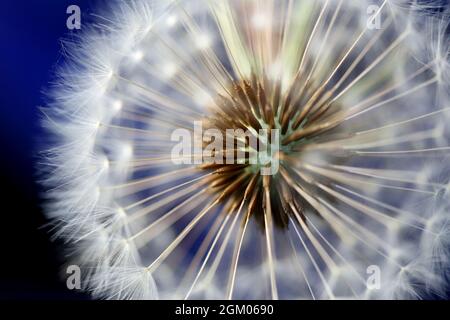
252,11 -> 269,29
196,34 -> 212,50
166,14 -> 178,28
131,50 -> 145,62
112,99 -> 123,113
40,0 -> 450,299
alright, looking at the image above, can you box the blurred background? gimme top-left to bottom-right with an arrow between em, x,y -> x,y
0,0 -> 93,299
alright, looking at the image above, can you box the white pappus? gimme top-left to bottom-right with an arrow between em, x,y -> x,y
40,0 -> 450,299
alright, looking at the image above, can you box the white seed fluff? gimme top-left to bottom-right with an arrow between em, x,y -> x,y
41,0 -> 450,299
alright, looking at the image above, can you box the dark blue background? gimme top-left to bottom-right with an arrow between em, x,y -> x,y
0,0 -> 93,299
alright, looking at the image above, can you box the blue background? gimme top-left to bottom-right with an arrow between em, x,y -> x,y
0,0 -> 93,299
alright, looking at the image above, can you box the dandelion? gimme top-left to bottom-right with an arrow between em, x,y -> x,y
41,0 -> 450,299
